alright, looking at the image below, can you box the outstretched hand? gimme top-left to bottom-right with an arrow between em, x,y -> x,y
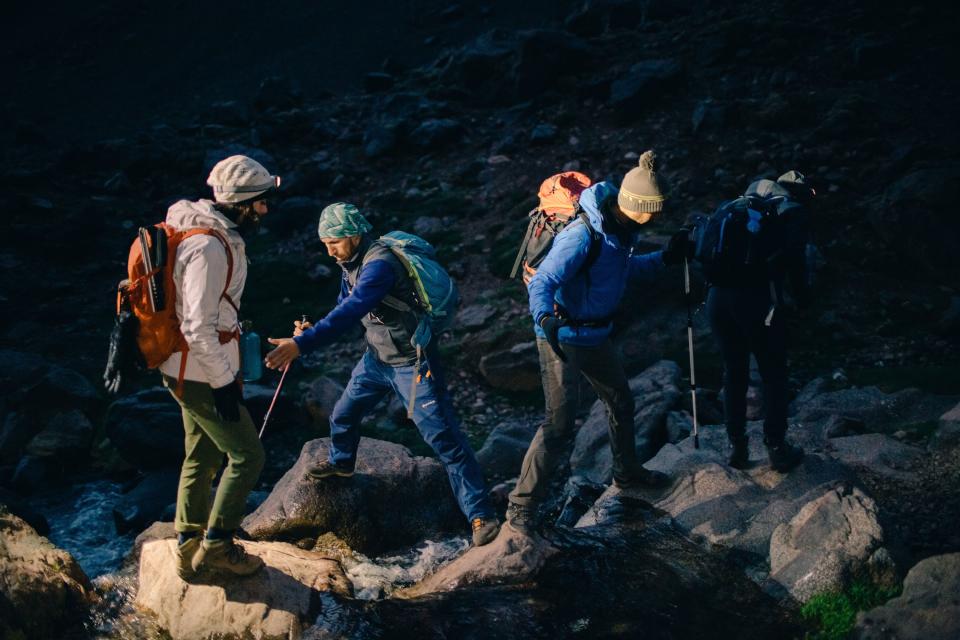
265,338 -> 300,370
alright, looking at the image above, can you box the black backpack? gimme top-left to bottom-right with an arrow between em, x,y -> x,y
693,183 -> 802,288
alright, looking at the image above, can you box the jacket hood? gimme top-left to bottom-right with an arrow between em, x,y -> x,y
165,199 -> 237,231
578,181 -> 619,231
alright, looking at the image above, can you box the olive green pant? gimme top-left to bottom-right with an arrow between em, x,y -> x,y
162,375 -> 265,533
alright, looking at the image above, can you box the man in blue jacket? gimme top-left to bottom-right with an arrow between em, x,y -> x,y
265,203 -> 499,547
507,151 -> 690,534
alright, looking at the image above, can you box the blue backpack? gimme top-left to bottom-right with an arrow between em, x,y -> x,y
376,231 -> 460,348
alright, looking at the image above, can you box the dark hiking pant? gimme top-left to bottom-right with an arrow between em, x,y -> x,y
509,338 -> 636,507
706,286 -> 789,445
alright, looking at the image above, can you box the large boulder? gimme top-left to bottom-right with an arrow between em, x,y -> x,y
855,553 -> 960,640
135,539 -> 351,640
475,420 -> 538,479
24,410 -> 93,464
570,360 -> 682,483
111,470 -> 180,535
104,387 -> 184,470
936,400 -> 960,446
302,376 -> 345,429
0,509 -> 93,639
478,341 -> 541,391
769,485 -> 897,602
398,525 -> 558,597
826,433 -> 923,480
243,438 -> 463,554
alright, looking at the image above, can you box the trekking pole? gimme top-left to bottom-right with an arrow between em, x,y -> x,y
259,315 -> 309,439
683,255 -> 700,449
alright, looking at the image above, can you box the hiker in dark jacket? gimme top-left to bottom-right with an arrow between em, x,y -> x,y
265,203 -> 499,546
506,151 -> 691,534
704,171 -> 813,472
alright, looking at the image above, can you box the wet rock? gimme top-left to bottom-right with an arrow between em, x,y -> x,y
456,304 -> 498,331
476,421 -> 537,479
570,360 -> 682,483
478,341 -> 540,391
557,475 -> 608,527
826,434 -> 922,480
398,524 -> 559,597
410,118 -> 463,149
855,552 -> 960,640
112,470 -> 180,536
243,438 -> 462,554
937,401 -> 960,446
609,59 -> 683,119
303,376 -> 346,429
104,387 -> 184,471
0,487 -> 49,536
0,411 -> 39,465
136,538 -> 351,640
769,485 -> 896,602
0,509 -> 93,640
24,410 -> 93,464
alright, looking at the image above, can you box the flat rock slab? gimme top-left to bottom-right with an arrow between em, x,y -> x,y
856,552 -> 960,640
826,433 -> 923,480
243,438 -> 463,555
136,539 -> 351,640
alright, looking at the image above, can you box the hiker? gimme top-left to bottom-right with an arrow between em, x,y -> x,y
693,171 -> 814,472
505,151 -> 692,534
264,203 -> 500,547
162,155 -> 279,580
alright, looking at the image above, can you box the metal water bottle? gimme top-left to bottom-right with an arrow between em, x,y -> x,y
241,320 -> 263,382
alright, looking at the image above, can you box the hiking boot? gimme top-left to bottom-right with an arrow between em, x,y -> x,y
471,517 -> 500,546
613,466 -> 670,490
306,460 -> 355,480
765,438 -> 805,473
191,538 -> 264,577
505,502 -> 539,536
176,535 -> 202,581
728,436 -> 750,470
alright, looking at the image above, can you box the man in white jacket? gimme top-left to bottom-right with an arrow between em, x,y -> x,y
162,155 -> 279,580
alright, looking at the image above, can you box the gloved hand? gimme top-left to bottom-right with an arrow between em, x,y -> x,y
103,308 -> 141,395
540,315 -> 567,363
662,228 -> 695,266
211,379 -> 244,422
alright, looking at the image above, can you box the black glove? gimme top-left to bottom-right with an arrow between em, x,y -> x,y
540,315 -> 567,363
662,228 -> 695,266
211,379 -> 244,423
103,308 -> 141,395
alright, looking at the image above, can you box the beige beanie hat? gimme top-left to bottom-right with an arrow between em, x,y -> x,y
206,155 -> 280,203
617,150 -> 666,220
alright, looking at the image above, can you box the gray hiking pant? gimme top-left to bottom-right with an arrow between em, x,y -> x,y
509,338 -> 637,507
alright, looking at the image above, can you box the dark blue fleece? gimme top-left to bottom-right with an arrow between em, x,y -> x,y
293,259 -> 396,354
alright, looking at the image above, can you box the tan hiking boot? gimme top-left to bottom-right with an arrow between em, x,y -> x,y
191,538 -> 264,577
471,517 -> 500,546
176,536 -> 202,580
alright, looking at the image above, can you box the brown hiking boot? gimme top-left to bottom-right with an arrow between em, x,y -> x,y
307,460 -> 355,480
471,517 -> 500,546
176,536 -> 202,581
191,538 -> 264,577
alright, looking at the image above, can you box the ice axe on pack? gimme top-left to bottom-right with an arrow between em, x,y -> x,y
259,314 -> 310,439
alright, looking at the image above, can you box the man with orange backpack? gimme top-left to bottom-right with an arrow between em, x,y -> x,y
155,155 -> 279,580
506,152 -> 691,535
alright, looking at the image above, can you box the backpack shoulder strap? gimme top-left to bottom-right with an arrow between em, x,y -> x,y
359,240 -> 416,313
178,228 -> 237,311
510,208 -> 541,279
577,211 -> 603,273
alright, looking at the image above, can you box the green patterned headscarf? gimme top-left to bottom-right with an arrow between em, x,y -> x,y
317,202 -> 373,239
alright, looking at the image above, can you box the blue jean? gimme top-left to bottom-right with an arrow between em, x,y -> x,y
328,349 -> 493,522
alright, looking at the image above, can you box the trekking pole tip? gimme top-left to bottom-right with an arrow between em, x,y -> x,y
693,434 -> 700,449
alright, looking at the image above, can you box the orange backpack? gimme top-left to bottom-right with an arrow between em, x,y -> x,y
122,223 -> 237,396
510,171 -> 597,284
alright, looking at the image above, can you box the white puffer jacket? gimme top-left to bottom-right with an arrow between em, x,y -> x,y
158,199 -> 248,388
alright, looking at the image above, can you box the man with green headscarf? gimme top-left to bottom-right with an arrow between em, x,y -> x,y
266,203 -> 500,547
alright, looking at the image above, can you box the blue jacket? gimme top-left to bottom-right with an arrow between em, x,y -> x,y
528,181 -> 665,346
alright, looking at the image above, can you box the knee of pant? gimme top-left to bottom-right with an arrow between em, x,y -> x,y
234,440 -> 265,475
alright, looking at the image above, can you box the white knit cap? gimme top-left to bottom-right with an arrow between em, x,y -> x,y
206,155 -> 280,203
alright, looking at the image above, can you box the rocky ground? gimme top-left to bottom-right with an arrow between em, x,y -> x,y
2,0 -> 960,638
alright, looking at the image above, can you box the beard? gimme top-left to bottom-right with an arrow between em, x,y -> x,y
234,210 -> 261,239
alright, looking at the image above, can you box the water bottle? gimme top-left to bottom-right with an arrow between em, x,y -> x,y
240,320 -> 263,382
